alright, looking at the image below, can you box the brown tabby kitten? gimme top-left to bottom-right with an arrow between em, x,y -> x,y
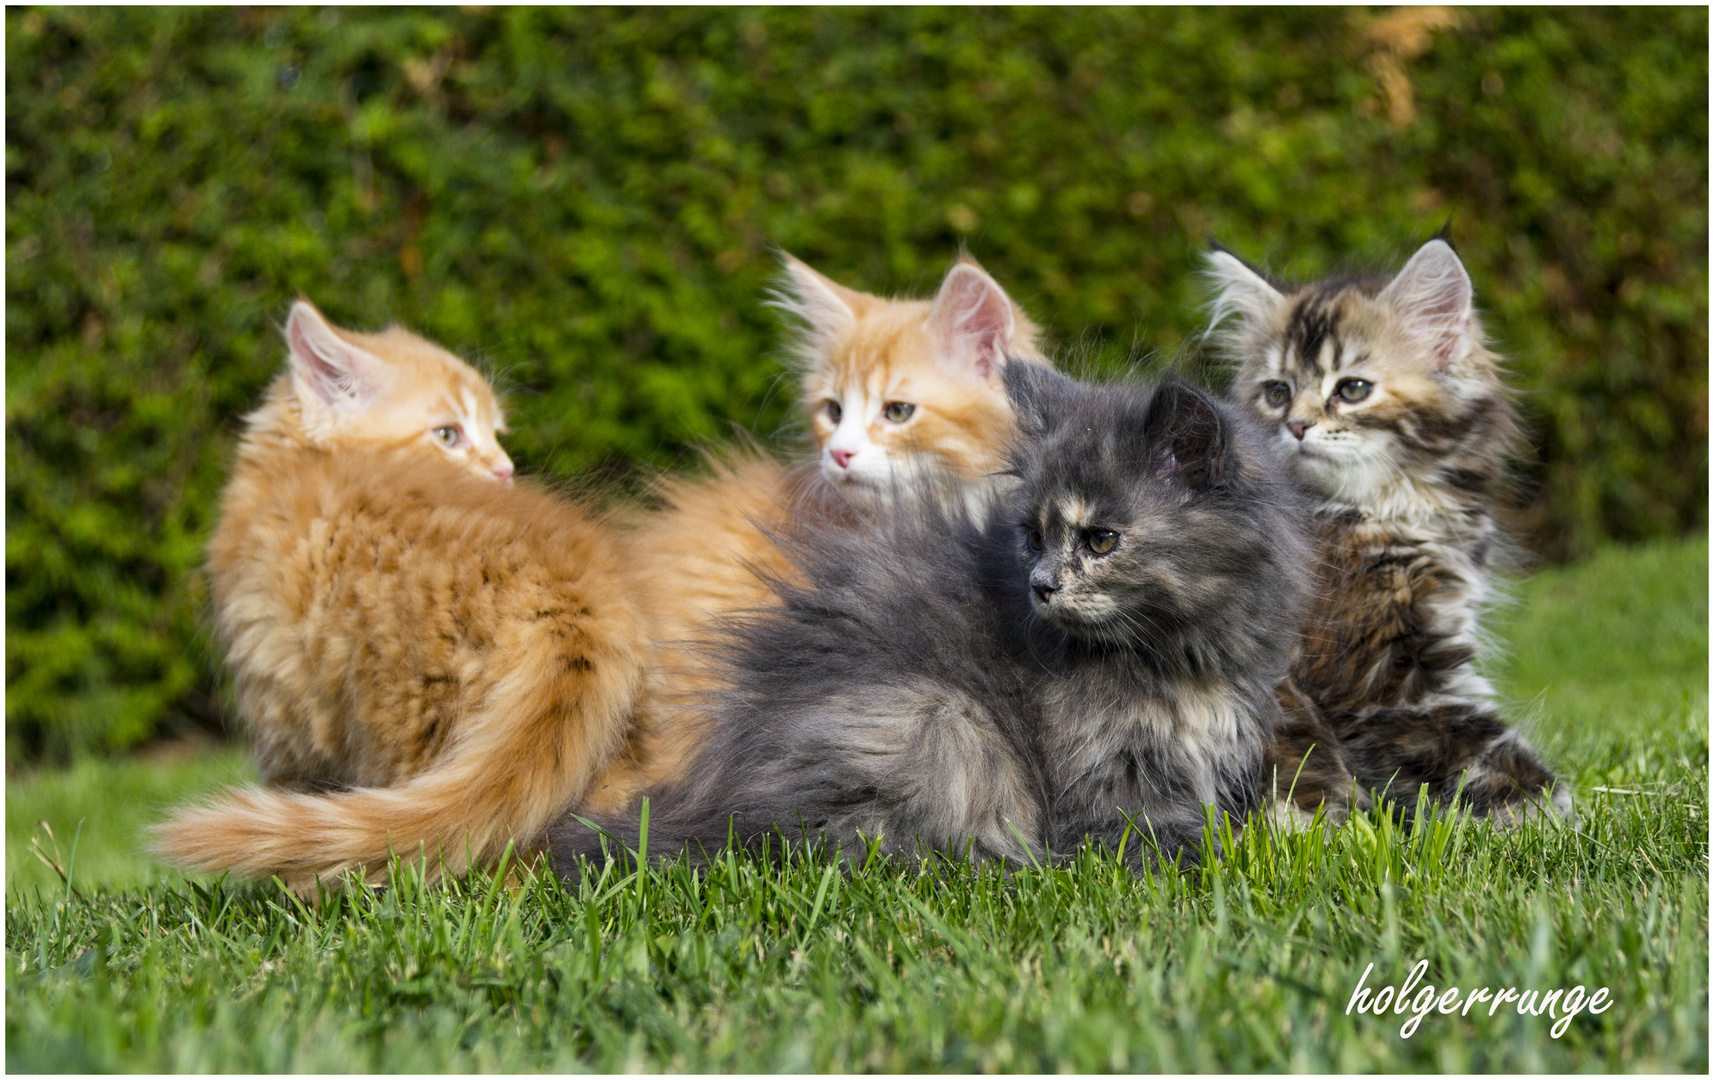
581,253 -> 1049,814
152,302 -> 649,892
1206,237 -> 1573,825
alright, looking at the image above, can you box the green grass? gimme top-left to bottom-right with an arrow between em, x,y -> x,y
7,538 -> 1707,1071
7,746 -> 256,897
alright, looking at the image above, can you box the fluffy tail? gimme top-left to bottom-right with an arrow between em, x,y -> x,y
153,651 -> 642,893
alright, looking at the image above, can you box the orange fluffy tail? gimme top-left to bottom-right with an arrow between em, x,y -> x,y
153,654 -> 639,893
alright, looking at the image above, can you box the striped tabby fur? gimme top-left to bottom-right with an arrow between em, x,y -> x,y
1207,236 -> 1573,825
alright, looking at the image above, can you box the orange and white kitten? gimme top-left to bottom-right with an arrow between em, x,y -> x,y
789,253 -> 1045,511
581,254 -> 1048,813
153,302 -> 648,892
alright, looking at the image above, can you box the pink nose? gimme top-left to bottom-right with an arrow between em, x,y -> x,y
830,448 -> 856,469
492,460 -> 515,481
1287,421 -> 1313,441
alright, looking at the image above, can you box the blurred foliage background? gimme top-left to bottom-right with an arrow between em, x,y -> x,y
7,7 -> 1706,760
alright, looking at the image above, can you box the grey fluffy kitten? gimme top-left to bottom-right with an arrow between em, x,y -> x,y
547,366 -> 1311,875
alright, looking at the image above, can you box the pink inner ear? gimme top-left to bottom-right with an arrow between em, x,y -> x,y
1152,450 -> 1178,481
933,267 -> 1014,381
286,312 -> 373,408
289,324 -> 347,405
1429,318 -> 1470,374
1385,242 -> 1473,372
1409,287 -> 1471,371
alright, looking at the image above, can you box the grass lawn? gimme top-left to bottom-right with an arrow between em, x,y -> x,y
7,537 -> 1707,1071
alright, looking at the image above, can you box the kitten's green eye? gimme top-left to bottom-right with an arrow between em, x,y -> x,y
824,400 -> 843,424
882,401 -> 916,423
1087,530 -> 1118,555
1026,529 -> 1044,552
1334,379 -> 1372,403
432,425 -> 461,447
1262,382 -> 1292,409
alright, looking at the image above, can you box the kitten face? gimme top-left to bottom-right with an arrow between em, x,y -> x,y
1206,240 -> 1510,510
1239,294 -> 1442,502
1006,368 -> 1293,656
273,301 -> 514,481
775,254 -> 1045,508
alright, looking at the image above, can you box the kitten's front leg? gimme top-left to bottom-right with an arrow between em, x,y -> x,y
1264,681 -> 1367,828
1330,701 -> 1574,827
1047,808 -> 1211,872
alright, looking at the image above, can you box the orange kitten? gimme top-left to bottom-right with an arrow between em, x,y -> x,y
788,252 -> 1045,509
152,302 -> 648,892
582,254 -> 1048,813
155,255 -> 1047,886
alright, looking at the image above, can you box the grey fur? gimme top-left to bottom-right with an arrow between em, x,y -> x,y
546,367 -> 1311,877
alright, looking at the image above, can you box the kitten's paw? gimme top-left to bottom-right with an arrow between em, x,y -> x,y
1264,797 -> 1325,833
1264,768 -> 1367,834
1261,786 -> 1366,835
1486,782 -> 1577,830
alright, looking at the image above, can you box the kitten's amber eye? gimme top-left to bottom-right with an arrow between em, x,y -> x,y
1262,382 -> 1292,409
1335,379 -> 1372,403
824,400 -> 843,424
432,425 -> 461,447
1026,529 -> 1044,552
1087,530 -> 1118,555
882,401 -> 916,423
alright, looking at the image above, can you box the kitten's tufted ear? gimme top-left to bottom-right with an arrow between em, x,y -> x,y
1141,379 -> 1230,495
1202,243 -> 1287,329
928,258 -> 1019,382
1378,239 -> 1473,372
1003,359 -> 1079,436
284,300 -> 386,410
770,253 -> 869,353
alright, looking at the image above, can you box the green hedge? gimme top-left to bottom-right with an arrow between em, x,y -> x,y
7,8 -> 1707,759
